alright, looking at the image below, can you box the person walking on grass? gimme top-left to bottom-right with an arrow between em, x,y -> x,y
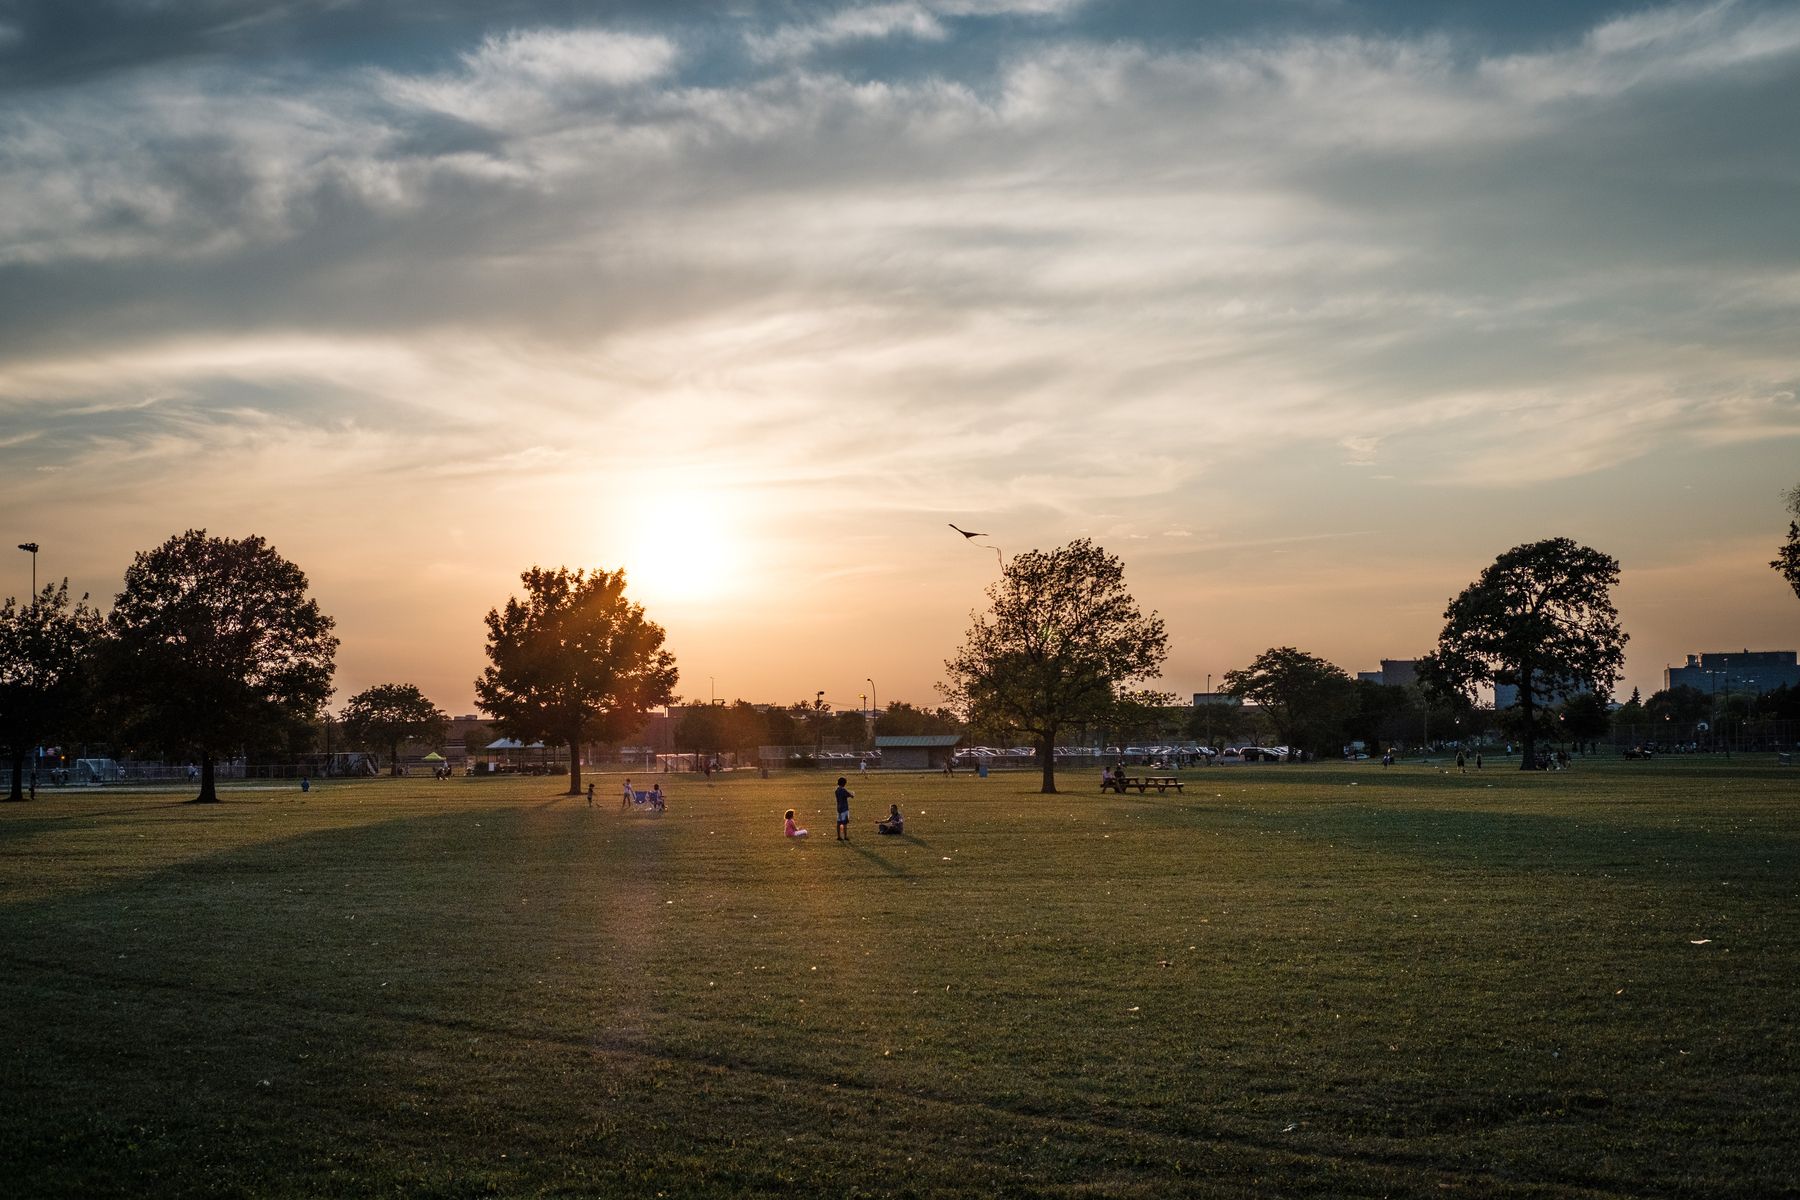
835,777 -> 853,840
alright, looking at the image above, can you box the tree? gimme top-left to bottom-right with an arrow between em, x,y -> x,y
1772,483 -> 1800,602
1645,684 -> 1709,727
105,530 -> 338,803
1220,648 -> 1354,756
0,581 -> 104,801
1429,538 -> 1626,771
475,566 -> 678,796
674,704 -> 728,756
873,701 -> 963,739
1106,689 -> 1180,752
942,540 -> 1167,793
1557,691 -> 1612,753
341,683 -> 448,774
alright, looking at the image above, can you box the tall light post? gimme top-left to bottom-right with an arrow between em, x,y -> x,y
17,542 -> 37,603
867,677 -> 877,720
1204,673 -> 1212,752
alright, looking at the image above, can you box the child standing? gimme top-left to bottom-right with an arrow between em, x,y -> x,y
835,777 -> 853,840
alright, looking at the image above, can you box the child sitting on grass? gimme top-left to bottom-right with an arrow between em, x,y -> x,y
784,810 -> 808,838
877,804 -> 903,835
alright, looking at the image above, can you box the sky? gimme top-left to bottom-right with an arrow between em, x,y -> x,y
2,0 -> 1797,716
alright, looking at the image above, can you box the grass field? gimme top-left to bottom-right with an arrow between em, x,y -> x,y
2,759 -> 1796,1198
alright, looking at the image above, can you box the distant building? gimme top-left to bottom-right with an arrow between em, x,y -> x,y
1356,659 -> 1422,688
1664,651 -> 1800,697
1494,678 -> 1593,711
1191,692 -> 1241,706
875,735 -> 961,770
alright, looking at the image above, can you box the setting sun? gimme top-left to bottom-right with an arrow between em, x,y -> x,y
612,490 -> 749,609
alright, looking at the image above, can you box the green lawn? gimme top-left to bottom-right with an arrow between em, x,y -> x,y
2,760 -> 1796,1198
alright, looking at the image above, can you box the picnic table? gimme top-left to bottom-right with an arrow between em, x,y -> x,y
1101,774 -> 1184,794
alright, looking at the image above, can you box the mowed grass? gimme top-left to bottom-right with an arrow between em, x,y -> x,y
1,761 -> 1796,1198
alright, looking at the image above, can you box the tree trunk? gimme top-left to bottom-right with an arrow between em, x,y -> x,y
566,728 -> 583,796
1038,734 -> 1057,794
391,740 -> 401,775
194,749 -> 220,803
5,749 -> 23,802
1517,689 -> 1536,772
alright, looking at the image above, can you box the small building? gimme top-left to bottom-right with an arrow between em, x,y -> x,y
874,735 -> 961,770
1356,659 -> 1423,687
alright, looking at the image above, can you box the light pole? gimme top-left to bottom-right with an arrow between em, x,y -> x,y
16,542 -> 37,602
867,677 -> 877,720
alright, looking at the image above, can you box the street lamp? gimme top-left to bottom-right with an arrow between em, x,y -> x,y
867,677 -> 877,719
16,542 -> 37,601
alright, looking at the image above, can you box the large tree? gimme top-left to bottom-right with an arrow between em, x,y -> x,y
106,530 -> 338,803
1220,647 -> 1354,757
475,566 -> 678,796
1772,483 -> 1800,602
340,683 -> 448,774
0,581 -> 104,801
1429,537 -> 1626,771
942,539 -> 1167,793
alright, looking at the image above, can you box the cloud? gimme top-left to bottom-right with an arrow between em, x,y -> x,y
1,0 -> 1797,517
746,0 -> 1085,62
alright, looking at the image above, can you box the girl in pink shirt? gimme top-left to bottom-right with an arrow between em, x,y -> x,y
784,809 -> 808,838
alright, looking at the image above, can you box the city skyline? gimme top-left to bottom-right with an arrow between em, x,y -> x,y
4,0 -> 1797,713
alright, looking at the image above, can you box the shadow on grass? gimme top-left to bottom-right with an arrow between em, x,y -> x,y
845,840 -> 909,877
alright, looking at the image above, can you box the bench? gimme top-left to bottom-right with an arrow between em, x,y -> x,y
1101,775 -> 1183,794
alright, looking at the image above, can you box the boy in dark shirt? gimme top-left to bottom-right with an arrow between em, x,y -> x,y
835,777 -> 853,840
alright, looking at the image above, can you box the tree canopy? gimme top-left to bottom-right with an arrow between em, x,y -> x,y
0,581 -> 104,801
873,701 -> 963,740
105,530 -> 338,802
475,566 -> 678,795
941,539 -> 1166,793
1221,647 -> 1354,756
1772,483 -> 1800,602
1428,537 -> 1625,770
1645,684 -> 1710,727
340,683 -> 448,774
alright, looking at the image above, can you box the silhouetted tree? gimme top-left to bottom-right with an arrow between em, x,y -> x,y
942,540 -> 1166,793
1645,685 -> 1709,727
1557,691 -> 1612,752
0,581 -> 104,801
476,566 -> 678,796
105,531 -> 338,803
1429,538 -> 1625,771
341,683 -> 449,774
1221,648 -> 1354,756
1772,483 -> 1800,602
873,701 -> 964,738
674,704 -> 727,756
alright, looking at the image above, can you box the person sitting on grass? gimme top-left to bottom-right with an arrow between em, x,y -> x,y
877,804 -> 903,835
650,783 -> 665,811
785,810 -> 808,838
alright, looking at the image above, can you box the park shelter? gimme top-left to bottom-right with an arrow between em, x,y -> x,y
484,738 -> 548,769
875,735 -> 961,770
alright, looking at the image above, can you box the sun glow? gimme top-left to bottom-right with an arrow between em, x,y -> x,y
613,488 -> 749,609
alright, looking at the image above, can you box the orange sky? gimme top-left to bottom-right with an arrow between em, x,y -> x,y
4,2 -> 1798,714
